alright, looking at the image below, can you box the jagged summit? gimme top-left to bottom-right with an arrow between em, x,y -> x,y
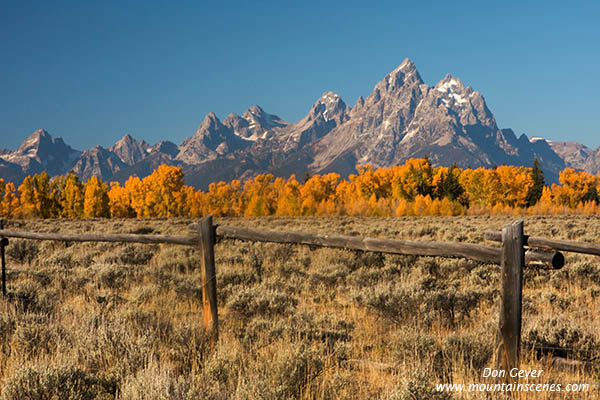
242,105 -> 287,131
71,145 -> 127,182
3,129 -> 81,176
109,133 -> 150,165
388,58 -> 418,78
309,92 -> 348,122
17,129 -> 51,152
377,59 -> 424,93
435,74 -> 466,92
198,112 -> 222,132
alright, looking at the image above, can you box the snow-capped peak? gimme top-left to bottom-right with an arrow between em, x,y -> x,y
529,136 -> 547,143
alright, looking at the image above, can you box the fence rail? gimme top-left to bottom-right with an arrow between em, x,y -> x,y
485,230 -> 600,256
212,225 -> 564,269
0,229 -> 196,246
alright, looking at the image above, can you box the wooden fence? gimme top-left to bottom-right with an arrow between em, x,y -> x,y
2,216 -> 600,375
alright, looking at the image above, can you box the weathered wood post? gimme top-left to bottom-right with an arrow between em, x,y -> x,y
497,219 -> 524,376
1,219 -> 7,297
197,215 -> 218,344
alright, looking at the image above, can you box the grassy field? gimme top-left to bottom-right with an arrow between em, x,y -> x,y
0,216 -> 599,399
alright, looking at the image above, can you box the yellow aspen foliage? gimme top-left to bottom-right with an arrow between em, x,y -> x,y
18,172 -> 55,218
124,176 -> 145,217
390,158 -> 434,201
528,186 -> 554,215
428,198 -> 441,216
108,182 -> 135,218
368,193 -> 380,216
300,173 -> 340,215
413,195 -> 432,216
351,165 -> 392,201
333,180 -> 354,214
459,168 -> 487,206
395,198 -> 409,216
555,168 -> 599,208
10,158 -> 600,219
60,173 -> 84,218
83,176 -> 110,217
243,174 -> 277,217
495,166 -> 533,208
0,182 -> 21,218
183,186 -> 202,217
317,198 -> 339,216
439,197 -> 456,216
142,165 -> 185,217
204,181 -> 244,216
17,176 -> 36,218
275,176 -> 301,216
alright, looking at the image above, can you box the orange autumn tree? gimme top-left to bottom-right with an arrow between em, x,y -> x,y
390,158 -> 434,201
58,173 -> 84,218
18,172 -> 56,218
300,173 -> 340,216
244,174 -> 278,217
203,180 -> 244,216
124,177 -> 145,217
6,158 -> 600,219
108,182 -> 135,218
494,165 -> 533,208
0,182 -> 20,218
142,165 -> 186,217
83,176 -> 110,217
553,168 -> 599,208
275,175 -> 301,216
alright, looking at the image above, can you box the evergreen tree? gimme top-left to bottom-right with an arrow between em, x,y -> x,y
525,158 -> 545,206
435,164 -> 465,202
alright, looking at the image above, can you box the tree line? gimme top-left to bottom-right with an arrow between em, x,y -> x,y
1,158 -> 599,219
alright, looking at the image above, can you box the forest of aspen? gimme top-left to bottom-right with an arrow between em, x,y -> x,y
1,158 -> 600,219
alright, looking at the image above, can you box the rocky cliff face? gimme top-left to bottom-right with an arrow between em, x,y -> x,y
176,112 -> 253,164
1,129 -> 81,176
70,146 -> 128,182
547,140 -> 600,174
109,134 -> 151,165
306,59 -> 564,182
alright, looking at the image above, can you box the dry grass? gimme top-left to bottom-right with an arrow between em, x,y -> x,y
0,216 -> 599,399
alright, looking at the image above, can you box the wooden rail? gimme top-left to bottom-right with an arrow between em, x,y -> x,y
210,225 -> 564,269
0,225 -> 564,268
0,229 -> 197,246
485,230 -> 600,256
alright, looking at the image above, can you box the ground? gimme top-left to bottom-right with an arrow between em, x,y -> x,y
0,216 -> 599,399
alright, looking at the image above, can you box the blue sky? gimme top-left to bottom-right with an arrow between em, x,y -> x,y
1,1 -> 599,150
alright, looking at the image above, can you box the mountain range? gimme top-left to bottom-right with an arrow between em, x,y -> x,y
1,58 -> 597,189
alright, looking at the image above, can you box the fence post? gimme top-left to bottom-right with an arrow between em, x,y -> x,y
497,219 -> 524,376
1,219 -> 6,297
197,215 -> 218,344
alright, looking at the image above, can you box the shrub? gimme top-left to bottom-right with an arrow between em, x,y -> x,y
352,282 -> 420,324
226,285 -> 297,318
386,370 -> 451,400
1,365 -> 115,400
5,239 -> 39,264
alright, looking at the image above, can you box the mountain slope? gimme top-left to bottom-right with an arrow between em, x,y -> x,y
70,146 -> 128,182
109,134 -> 151,165
307,59 -> 565,182
1,129 -> 81,177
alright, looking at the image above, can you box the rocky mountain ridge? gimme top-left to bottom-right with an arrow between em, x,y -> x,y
1,59 -> 596,188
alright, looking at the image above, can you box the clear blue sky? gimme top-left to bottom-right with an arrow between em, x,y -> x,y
1,1 -> 599,151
